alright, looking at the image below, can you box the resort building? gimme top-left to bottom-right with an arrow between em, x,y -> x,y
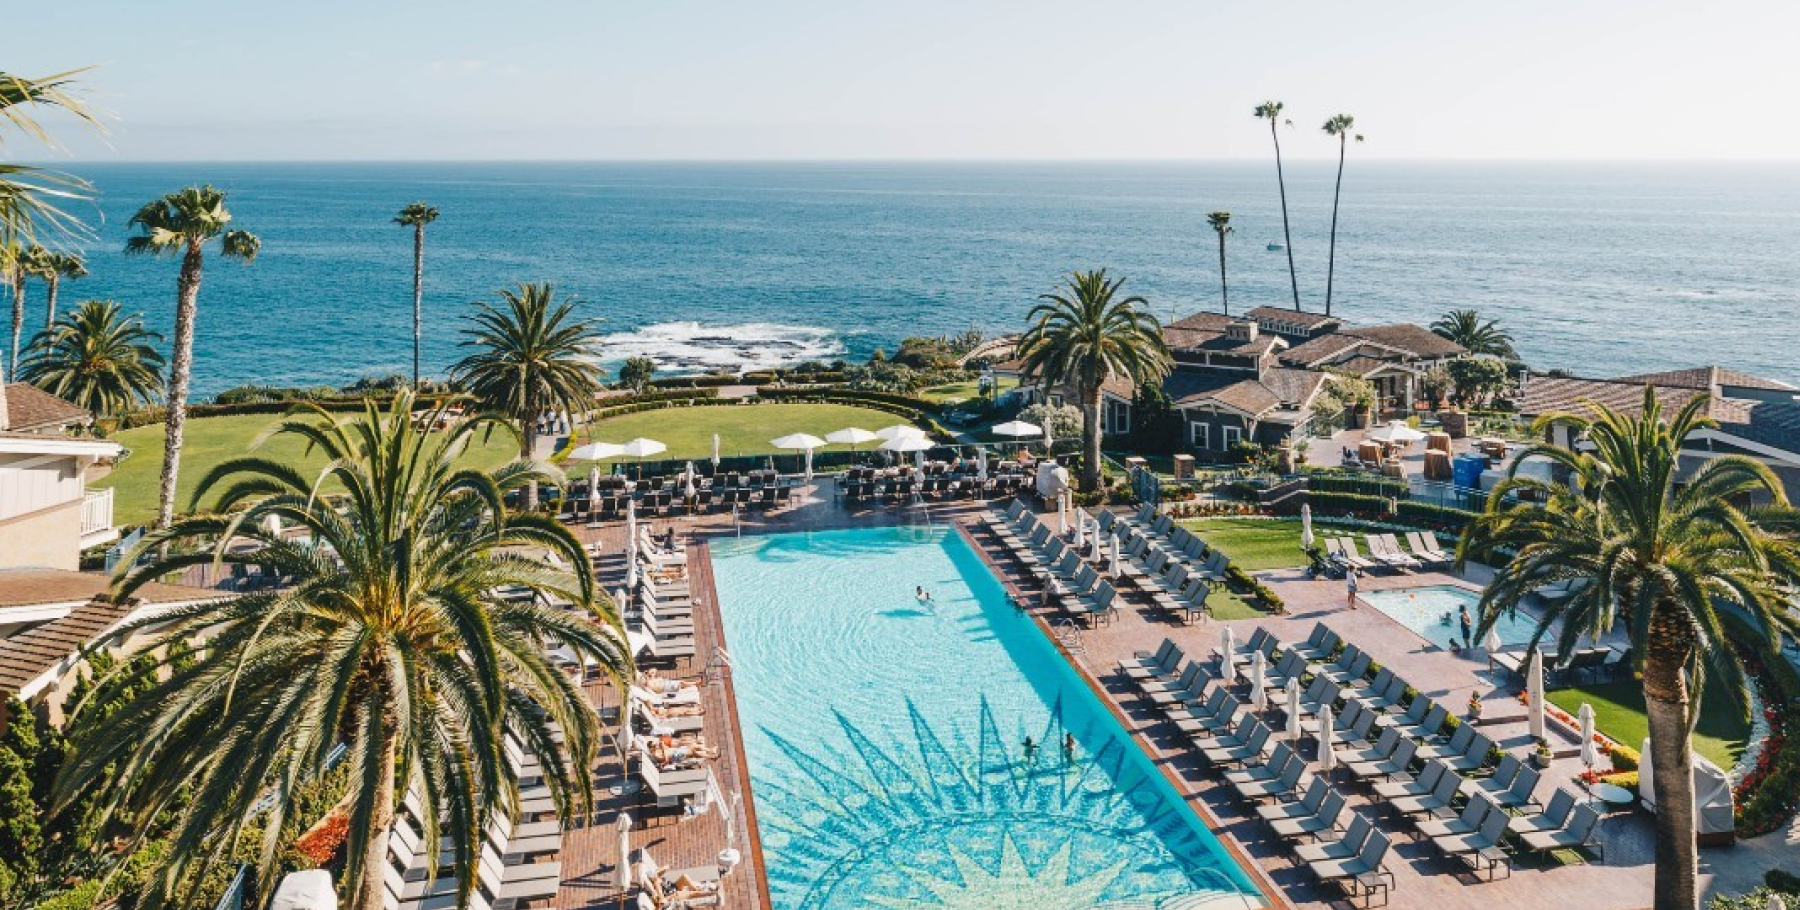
0,382 -> 120,570
1518,365 -> 1800,500
998,305 -> 1462,459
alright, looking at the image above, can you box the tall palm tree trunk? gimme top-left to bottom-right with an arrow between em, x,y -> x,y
1080,384 -> 1104,493
1270,122 -> 1300,311
1324,134 -> 1346,317
1216,233 -> 1230,316
1643,619 -> 1700,910
356,733 -> 400,910
411,223 -> 425,389
9,271 -> 22,382
45,274 -> 59,328
521,420 -> 540,511
158,242 -> 204,531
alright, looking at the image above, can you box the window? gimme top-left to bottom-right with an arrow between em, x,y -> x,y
1189,421 -> 1210,450
1109,401 -> 1131,436
1223,426 -> 1243,449
1049,393 -> 1064,408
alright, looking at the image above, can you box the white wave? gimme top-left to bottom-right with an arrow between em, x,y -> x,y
595,321 -> 845,375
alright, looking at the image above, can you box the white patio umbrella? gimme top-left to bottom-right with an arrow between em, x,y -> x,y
1368,419 -> 1427,445
1250,649 -> 1267,710
1527,650 -> 1547,741
619,437 -> 667,479
683,462 -> 697,501
1285,677 -> 1302,739
617,813 -> 633,891
771,433 -> 827,481
1485,625 -> 1502,655
569,441 -> 624,462
1579,703 -> 1599,772
588,465 -> 602,501
1221,626 -> 1238,681
1319,704 -> 1337,777
876,424 -> 927,441
826,427 -> 879,453
1056,490 -> 1068,535
994,418 -> 1046,455
711,433 -> 720,469
1109,533 -> 1121,577
1299,504 -> 1315,549
1075,511 -> 1087,549
625,500 -> 639,591
880,433 -> 933,472
975,445 -> 989,483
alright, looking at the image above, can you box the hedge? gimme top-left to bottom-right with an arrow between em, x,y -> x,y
1224,564 -> 1285,614
756,386 -> 940,414
1302,490 -> 1479,532
646,374 -> 757,390
588,397 -> 739,422
1307,472 -> 1411,499
120,396 -> 388,429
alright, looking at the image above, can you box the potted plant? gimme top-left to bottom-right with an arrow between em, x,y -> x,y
1467,692 -> 1483,723
1532,738 -> 1553,769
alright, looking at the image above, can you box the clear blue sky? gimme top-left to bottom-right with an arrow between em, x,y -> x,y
18,0 -> 1798,161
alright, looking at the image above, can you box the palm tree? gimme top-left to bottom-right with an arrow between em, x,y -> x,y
19,299 -> 165,420
394,202 -> 440,388
1254,100 -> 1301,311
452,283 -> 605,509
1018,270 -> 1172,493
0,70 -> 99,249
1430,308 -> 1516,357
53,392 -> 628,910
36,248 -> 85,327
2,243 -> 25,381
124,186 -> 261,531
1321,114 -> 1363,317
1457,387 -> 1800,910
1206,211 -> 1233,316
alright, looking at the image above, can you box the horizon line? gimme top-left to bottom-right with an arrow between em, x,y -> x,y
24,156 -> 1800,166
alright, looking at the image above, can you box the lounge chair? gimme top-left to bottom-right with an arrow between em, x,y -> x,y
1295,813 -> 1375,865
1325,537 -> 1376,571
1365,534 -> 1419,570
1224,741 -> 1299,789
1461,753 -> 1524,801
1307,699 -> 1376,750
1415,791 -> 1491,841
1351,671 -> 1408,715
1403,531 -> 1452,566
1201,721 -> 1273,768
1261,650 -> 1310,694
1218,627 -> 1275,669
1290,623 -> 1340,663
1344,733 -> 1416,782
1413,719 -> 1476,764
1396,702 -> 1449,740
1519,804 -> 1604,859
1373,757 -> 1449,802
1119,638 -> 1183,681
1320,646 -> 1373,687
1172,687 -> 1241,738
1232,747 -> 1310,803
1263,782 -> 1346,842
1508,788 -> 1577,835
1150,576 -> 1209,625
1305,828 -> 1393,904
1389,763 -> 1463,820
1431,797 -> 1512,878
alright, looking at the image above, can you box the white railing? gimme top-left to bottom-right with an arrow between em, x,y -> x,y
80,487 -> 114,536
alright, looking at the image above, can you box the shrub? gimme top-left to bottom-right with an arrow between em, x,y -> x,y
1766,870 -> 1800,894
1598,770 -> 1639,791
1303,490 -> 1478,533
1607,742 -> 1640,772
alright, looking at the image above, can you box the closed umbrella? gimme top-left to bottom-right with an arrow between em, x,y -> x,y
711,433 -> 720,470
1485,624 -> 1502,655
1221,626 -> 1237,682
1109,533 -> 1121,578
1579,703 -> 1599,772
1319,704 -> 1337,777
1527,650 -> 1546,741
1285,677 -> 1302,739
1250,649 -> 1267,710
1075,510 -> 1087,549
683,462 -> 697,501
1299,504 -> 1315,549
976,445 -> 989,483
588,465 -> 601,503
625,500 -> 639,591
617,813 -> 634,892
1056,491 -> 1068,535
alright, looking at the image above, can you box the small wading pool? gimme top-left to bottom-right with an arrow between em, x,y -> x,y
710,526 -> 1264,910
1359,585 -> 1546,649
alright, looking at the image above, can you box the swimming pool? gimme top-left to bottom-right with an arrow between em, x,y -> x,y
1360,585 -> 1547,649
711,526 -> 1264,910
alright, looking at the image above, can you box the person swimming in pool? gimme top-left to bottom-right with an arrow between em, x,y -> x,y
1063,732 -> 1077,760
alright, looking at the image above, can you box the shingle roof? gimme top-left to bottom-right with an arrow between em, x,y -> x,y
1163,311 -> 1284,355
1613,366 -> 1798,394
1244,306 -> 1342,329
1720,402 -> 1800,454
1276,333 -> 1364,367
1340,324 -> 1467,359
0,570 -> 225,692
1163,368 -> 1328,420
2,384 -> 90,433
1516,376 -> 1710,419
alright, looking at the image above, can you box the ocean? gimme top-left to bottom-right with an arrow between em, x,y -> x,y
27,161 -> 1800,397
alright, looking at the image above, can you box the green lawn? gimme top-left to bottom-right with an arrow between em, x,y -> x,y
1547,679 -> 1748,770
921,376 -> 1016,403
1179,517 -> 1370,571
94,413 -> 521,527
567,402 -> 926,465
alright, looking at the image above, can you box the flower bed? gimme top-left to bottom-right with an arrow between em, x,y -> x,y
1730,640 -> 1797,838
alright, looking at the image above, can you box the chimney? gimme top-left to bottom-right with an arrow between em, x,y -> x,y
1225,320 -> 1259,343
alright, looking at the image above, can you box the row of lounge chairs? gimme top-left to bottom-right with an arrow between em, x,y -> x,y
1120,624 -> 1606,903
986,502 -> 1119,626
1096,508 -> 1228,625
1325,533 -> 1451,573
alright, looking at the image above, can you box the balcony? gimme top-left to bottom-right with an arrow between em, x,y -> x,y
79,487 -> 117,548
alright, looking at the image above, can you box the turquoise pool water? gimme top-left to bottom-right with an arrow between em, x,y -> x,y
710,527 -> 1264,910
1360,585 -> 1546,648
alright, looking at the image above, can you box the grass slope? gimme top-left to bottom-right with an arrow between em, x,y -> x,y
569,402 -> 923,464
1547,679 -> 1749,770
1180,517 -> 1367,571
94,412 -> 520,527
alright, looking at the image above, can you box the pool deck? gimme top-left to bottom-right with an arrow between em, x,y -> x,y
560,489 -> 1782,910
